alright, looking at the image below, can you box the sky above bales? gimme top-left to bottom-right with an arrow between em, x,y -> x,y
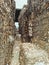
14,0 -> 27,28
14,0 -> 27,9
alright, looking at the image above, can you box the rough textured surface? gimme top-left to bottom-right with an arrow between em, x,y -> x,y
18,5 -> 29,42
10,41 -> 20,65
0,0 -> 16,65
10,39 -> 49,65
18,0 -> 49,65
18,0 -> 49,43
0,0 -> 49,65
22,42 -> 49,65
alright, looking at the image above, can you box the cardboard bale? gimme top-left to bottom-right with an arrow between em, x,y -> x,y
0,0 -> 16,65
18,0 -> 49,43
